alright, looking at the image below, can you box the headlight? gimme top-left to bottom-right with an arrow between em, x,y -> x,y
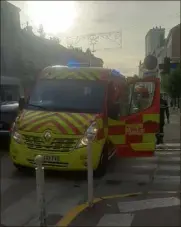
76,122 -> 98,148
11,123 -> 22,144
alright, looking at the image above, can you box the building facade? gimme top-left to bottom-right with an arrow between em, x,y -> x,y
165,23 -> 180,62
1,1 -> 103,81
145,27 -> 165,57
1,1 -> 22,77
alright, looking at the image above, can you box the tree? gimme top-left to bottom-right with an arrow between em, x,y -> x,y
24,21 -> 33,34
37,24 -> 45,38
164,64 -> 181,107
50,37 -> 60,44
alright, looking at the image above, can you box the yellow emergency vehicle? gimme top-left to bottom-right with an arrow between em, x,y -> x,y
10,65 -> 160,176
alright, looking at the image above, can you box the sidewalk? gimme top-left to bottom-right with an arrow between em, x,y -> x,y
57,192 -> 180,226
164,108 -> 180,143
56,112 -> 180,227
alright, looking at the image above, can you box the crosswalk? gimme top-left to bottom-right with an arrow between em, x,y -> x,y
98,143 -> 180,195
78,144 -> 181,227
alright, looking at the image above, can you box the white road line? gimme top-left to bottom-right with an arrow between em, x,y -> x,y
156,148 -> 181,151
158,165 -> 180,171
154,175 -> 180,183
97,213 -> 134,226
118,197 -> 180,213
156,151 -> 181,155
131,164 -> 157,169
159,157 -> 180,162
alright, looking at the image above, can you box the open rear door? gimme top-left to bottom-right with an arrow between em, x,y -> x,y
108,77 -> 160,157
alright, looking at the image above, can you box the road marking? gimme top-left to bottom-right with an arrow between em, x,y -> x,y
118,197 -> 180,213
158,157 -> 180,162
56,198 -> 102,227
56,193 -> 141,227
153,175 -> 180,183
156,151 -> 181,155
97,213 -> 134,226
158,165 -> 180,171
156,148 -> 181,151
131,164 -> 157,169
156,143 -> 180,149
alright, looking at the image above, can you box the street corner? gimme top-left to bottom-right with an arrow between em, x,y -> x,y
55,192 -> 142,227
56,191 -> 180,227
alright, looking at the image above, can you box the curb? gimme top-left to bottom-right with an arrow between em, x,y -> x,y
56,190 -> 180,227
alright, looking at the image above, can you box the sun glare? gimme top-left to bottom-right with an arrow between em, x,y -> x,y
26,1 -> 77,34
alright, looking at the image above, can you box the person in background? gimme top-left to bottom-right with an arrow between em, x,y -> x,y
156,94 -> 170,144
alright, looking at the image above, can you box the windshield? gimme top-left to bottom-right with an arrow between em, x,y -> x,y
0,85 -> 20,103
27,79 -> 106,113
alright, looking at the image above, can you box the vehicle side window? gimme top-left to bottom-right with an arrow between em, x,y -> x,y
128,82 -> 155,114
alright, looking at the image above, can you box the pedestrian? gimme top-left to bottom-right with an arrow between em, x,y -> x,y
156,94 -> 170,144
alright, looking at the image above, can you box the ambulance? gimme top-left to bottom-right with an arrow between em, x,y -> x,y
10,65 -> 160,176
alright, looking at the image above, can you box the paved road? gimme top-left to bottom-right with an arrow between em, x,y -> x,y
1,111 -> 180,226
60,146 -> 180,226
1,151 -> 101,226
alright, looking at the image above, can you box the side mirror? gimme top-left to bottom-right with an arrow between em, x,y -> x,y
19,97 -> 25,111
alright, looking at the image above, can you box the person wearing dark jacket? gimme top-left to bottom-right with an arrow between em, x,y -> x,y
156,95 -> 170,144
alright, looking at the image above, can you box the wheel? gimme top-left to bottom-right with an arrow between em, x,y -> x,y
94,143 -> 109,178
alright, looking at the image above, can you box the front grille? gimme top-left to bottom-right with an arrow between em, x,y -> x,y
27,159 -> 68,167
23,135 -> 78,152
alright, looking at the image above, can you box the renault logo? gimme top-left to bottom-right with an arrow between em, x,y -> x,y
44,131 -> 52,141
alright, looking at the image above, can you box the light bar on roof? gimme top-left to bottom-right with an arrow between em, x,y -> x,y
67,60 -> 90,67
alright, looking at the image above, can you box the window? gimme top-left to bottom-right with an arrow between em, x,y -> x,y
128,82 -> 155,114
28,79 -> 106,113
0,85 -> 20,102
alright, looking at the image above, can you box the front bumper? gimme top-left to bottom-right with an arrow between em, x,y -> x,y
10,138 -> 105,171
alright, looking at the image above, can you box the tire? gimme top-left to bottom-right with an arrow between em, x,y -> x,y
94,143 -> 108,178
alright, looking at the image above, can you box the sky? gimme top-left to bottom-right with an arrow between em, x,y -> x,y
10,1 -> 180,76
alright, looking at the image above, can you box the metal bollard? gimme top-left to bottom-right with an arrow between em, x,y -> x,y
35,155 -> 47,227
87,134 -> 94,207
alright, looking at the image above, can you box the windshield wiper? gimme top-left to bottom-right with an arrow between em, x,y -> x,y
27,104 -> 48,110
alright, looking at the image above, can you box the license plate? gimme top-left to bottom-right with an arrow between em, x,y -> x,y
43,156 -> 59,163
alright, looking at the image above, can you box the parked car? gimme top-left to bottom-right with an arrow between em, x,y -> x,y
0,76 -> 24,138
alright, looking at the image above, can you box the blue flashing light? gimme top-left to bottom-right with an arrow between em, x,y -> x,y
67,60 -> 81,68
112,69 -> 122,77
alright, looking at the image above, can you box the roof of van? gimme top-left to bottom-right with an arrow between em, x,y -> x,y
1,76 -> 21,85
39,66 -> 125,81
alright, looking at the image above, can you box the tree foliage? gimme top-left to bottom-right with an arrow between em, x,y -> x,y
164,64 -> 181,98
38,24 -> 45,38
50,37 -> 60,44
